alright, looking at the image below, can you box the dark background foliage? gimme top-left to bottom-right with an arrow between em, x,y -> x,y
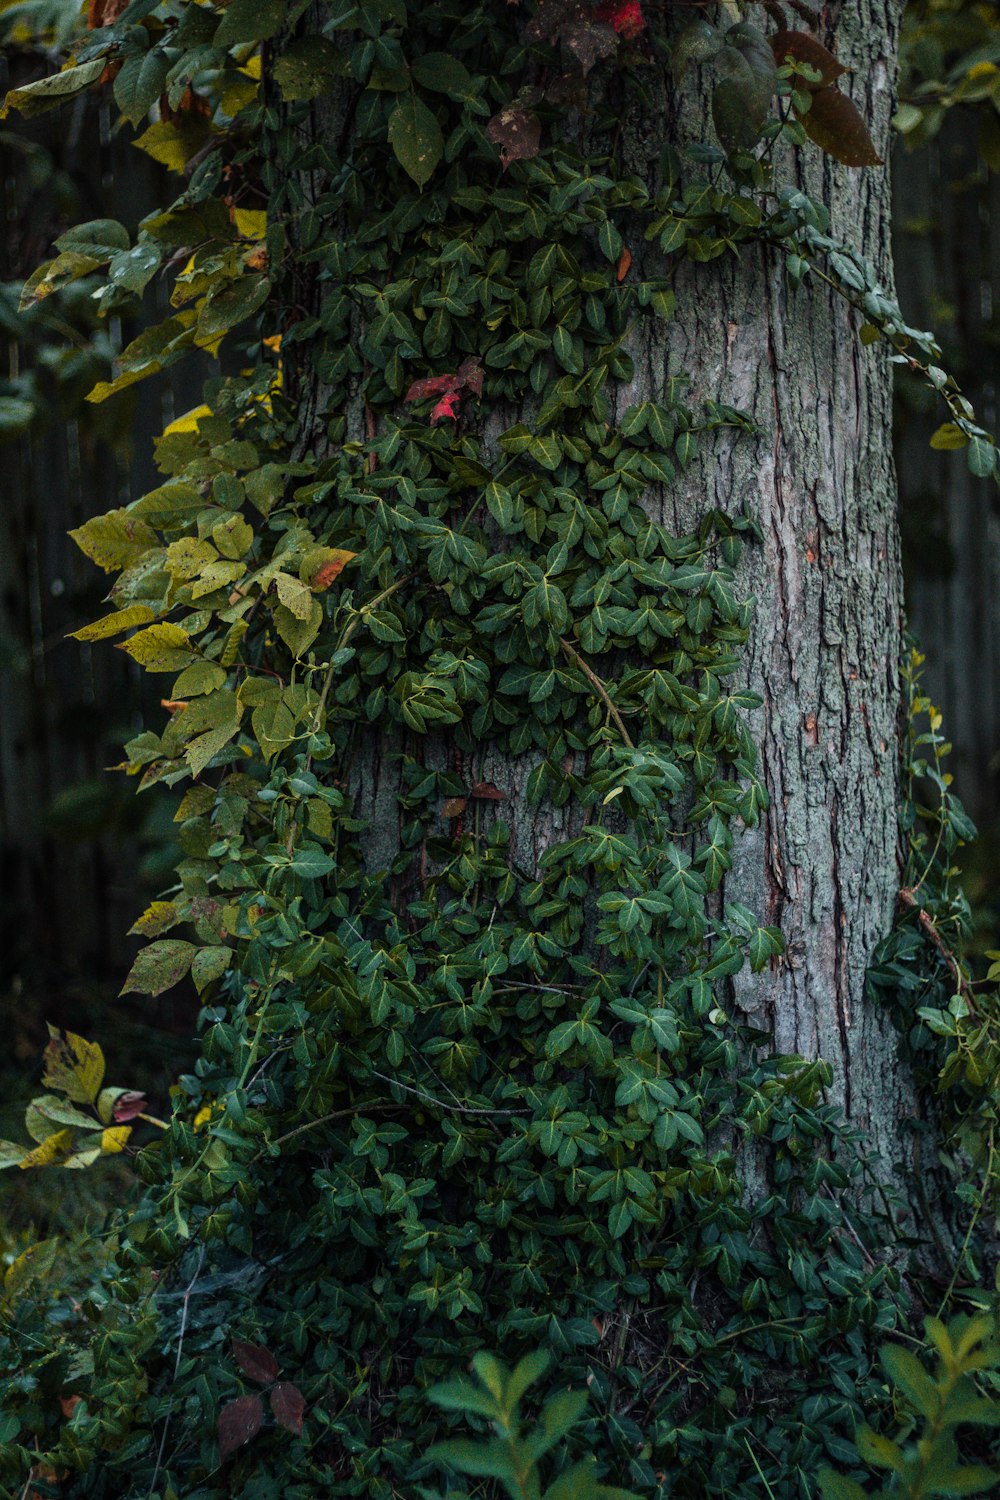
0,4 -> 999,1498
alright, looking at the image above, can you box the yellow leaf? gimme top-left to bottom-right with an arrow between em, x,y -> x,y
129,899 -> 181,937
86,365 -> 163,404
101,1127 -> 131,1155
163,403 -> 212,436
274,571 -> 313,620
167,536 -> 218,581
233,208 -> 267,240
120,622 -> 197,672
929,422 -> 968,451
69,510 -> 158,571
301,547 -> 356,591
42,1028 -> 105,1104
18,1128 -> 74,1169
133,119 -> 212,175
219,74 -> 259,117
3,1239 -> 58,1299
69,604 -> 157,641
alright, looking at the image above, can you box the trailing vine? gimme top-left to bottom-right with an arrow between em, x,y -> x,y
2,3 -> 1000,1500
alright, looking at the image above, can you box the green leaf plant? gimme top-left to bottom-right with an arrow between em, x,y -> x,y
819,1314 -> 1000,1500
422,1349 -> 639,1500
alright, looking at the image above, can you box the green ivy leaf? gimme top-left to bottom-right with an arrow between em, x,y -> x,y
215,0 -> 293,47
388,96 -> 444,188
114,49 -> 171,125
410,52 -> 472,98
967,436 -> 997,479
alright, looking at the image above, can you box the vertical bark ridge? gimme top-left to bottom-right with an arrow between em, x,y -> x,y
614,1 -> 910,1178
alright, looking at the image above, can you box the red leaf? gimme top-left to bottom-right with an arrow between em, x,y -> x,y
469,781 -> 506,801
218,1395 -> 263,1460
312,559 -> 344,589
232,1339 -> 279,1385
404,373 -> 457,402
311,552 -> 355,590
616,246 -> 632,282
797,85 -> 882,166
770,30 -> 846,89
431,391 -> 460,424
593,0 -> 644,38
486,106 -> 542,169
111,1091 -> 147,1123
270,1382 -> 306,1435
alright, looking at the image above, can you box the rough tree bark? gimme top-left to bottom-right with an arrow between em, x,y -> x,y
624,1 -> 910,1178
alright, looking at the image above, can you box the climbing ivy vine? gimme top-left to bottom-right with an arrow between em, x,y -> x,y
2,3 -> 1000,1499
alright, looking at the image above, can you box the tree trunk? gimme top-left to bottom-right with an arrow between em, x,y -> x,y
645,2 -> 910,1175
307,3 -> 909,1171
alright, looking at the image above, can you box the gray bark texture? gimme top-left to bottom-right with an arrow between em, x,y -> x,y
619,1 -> 908,1175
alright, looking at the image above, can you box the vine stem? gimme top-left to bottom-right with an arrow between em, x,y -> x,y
559,637 -> 635,748
935,1127 -> 996,1319
258,1100 -> 388,1156
367,1068 -> 531,1117
897,886 -> 978,1016
310,574 -> 416,731
146,1244 -> 206,1500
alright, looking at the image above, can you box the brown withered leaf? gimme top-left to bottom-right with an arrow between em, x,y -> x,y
545,70 -> 587,108
456,356 -> 483,396
797,85 -> 882,166
442,797 -> 468,818
561,20 -> 617,74
270,1382 -> 306,1434
88,0 -> 127,27
486,106 -> 541,169
770,29 -> 845,88
470,781 -> 506,801
616,246 -> 632,282
526,0 -> 579,40
218,1395 -> 263,1460
232,1339 -> 279,1385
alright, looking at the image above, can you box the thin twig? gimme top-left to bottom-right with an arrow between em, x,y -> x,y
898,887 -> 978,1015
821,1184 -> 876,1268
258,1101 -> 389,1155
559,637 -> 635,748
147,1244 -> 206,1500
368,1069 -> 530,1117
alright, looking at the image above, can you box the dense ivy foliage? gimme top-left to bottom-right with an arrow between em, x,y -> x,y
2,2 -> 1000,1499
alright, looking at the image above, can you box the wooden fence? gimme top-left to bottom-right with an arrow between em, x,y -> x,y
895,114 -> 1000,836
0,78 -> 193,987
